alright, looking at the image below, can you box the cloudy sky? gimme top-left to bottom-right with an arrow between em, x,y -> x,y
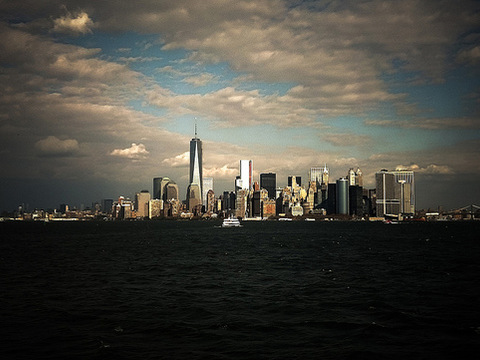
1,0 -> 479,211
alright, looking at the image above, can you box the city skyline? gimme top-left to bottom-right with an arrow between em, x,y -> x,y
1,0 -> 479,212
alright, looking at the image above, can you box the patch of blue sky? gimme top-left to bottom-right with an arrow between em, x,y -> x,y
381,66 -> 479,118
164,117 -> 318,151
145,61 -> 296,99
151,73 -> 224,95
368,121 -> 478,152
326,116 -> 367,131
236,79 -> 297,97
62,31 -> 189,73
163,114 -> 198,138
170,58 -> 297,96
128,100 -> 167,118
68,31 -> 298,98
145,60 -> 227,95
60,32 -> 152,54
207,124 -> 313,149
327,115 -> 469,154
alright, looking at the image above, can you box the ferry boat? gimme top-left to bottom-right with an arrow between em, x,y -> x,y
222,217 -> 242,227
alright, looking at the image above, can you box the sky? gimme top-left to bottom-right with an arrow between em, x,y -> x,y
0,0 -> 479,212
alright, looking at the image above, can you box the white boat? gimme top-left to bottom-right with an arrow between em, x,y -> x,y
222,217 -> 242,227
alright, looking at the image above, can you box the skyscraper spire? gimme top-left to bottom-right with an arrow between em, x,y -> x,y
189,120 -> 203,207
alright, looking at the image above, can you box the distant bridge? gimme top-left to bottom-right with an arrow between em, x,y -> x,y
446,204 -> 480,219
454,204 -> 480,212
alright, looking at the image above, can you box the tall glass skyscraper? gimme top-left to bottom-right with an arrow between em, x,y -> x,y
336,178 -> 349,214
189,131 -> 203,201
237,160 -> 252,191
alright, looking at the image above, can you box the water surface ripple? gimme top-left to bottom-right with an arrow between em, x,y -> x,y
1,221 -> 479,359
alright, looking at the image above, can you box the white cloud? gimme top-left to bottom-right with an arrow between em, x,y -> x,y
457,45 -> 480,66
35,136 -> 79,157
118,56 -> 163,63
0,23 -> 139,88
396,164 -> 454,174
322,133 -> 371,147
1,1 -> 479,210
204,165 -> 238,179
110,143 -> 149,159
52,10 -> 94,35
147,86 -> 317,127
365,117 -> 480,129
162,152 -> 189,167
183,73 -> 217,87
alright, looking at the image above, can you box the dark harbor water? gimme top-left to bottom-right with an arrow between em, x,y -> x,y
1,220 -> 480,359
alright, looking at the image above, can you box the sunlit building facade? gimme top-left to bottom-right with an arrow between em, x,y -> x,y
237,160 -> 253,191
135,190 -> 150,218
202,177 -> 213,206
376,169 -> 415,217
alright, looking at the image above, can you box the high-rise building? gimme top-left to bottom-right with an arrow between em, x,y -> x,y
113,196 -> 133,219
349,185 -> 363,216
148,199 -> 163,219
187,183 -> 202,212
153,177 -> 162,199
153,177 -> 178,201
327,183 -> 336,214
135,190 -> 151,218
235,189 -> 248,218
288,176 -> 301,187
202,177 -> 213,206
336,178 -> 349,215
321,164 -> 329,185
102,199 -> 113,214
315,164 -> 329,208
165,182 -> 179,201
357,168 -> 363,187
375,169 -> 415,217
206,189 -> 215,213
153,177 -> 169,200
263,198 -> 276,218
251,191 -> 262,218
260,173 -> 276,199
309,167 -> 323,184
189,128 -> 203,201
237,160 -> 253,191
347,168 -> 363,186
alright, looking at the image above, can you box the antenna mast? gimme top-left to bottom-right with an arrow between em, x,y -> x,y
194,117 -> 198,138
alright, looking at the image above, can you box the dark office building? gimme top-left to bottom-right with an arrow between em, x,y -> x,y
327,183 -> 336,214
102,199 -> 113,214
251,191 -> 262,217
222,191 -> 237,213
260,173 -> 276,199
349,185 -> 364,216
